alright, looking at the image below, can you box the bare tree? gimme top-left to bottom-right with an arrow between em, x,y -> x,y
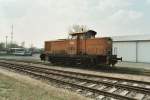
68,25 -> 89,34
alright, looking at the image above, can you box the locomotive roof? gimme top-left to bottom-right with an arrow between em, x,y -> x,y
45,37 -> 112,42
69,30 -> 97,36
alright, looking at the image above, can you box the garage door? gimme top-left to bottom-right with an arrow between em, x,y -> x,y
113,42 -> 136,62
137,42 -> 150,63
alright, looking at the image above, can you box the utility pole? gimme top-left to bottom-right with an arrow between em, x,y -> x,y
5,36 -> 8,49
11,24 -> 13,48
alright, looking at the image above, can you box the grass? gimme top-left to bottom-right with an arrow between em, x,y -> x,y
0,73 -> 88,100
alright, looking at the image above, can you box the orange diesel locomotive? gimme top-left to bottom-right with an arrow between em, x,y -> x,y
42,30 -> 122,66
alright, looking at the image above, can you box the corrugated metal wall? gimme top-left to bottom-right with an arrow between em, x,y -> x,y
137,41 -> 150,63
113,41 -> 150,63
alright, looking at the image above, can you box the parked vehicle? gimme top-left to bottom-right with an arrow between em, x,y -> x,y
10,48 -> 32,56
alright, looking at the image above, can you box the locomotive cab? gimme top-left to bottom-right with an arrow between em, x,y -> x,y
69,30 -> 97,40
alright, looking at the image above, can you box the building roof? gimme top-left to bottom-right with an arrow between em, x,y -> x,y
112,34 -> 150,42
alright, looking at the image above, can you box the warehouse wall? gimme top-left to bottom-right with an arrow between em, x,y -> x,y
113,41 -> 150,63
137,41 -> 150,63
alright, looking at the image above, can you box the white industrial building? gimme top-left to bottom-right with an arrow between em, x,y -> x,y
112,35 -> 150,63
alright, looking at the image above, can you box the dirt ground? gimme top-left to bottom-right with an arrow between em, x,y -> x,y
116,61 -> 150,70
0,67 -> 91,100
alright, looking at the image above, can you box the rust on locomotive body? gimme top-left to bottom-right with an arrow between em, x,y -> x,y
43,30 -> 122,66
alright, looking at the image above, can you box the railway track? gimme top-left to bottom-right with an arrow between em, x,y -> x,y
0,61 -> 150,100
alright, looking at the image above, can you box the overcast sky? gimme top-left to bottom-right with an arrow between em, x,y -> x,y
0,0 -> 150,48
